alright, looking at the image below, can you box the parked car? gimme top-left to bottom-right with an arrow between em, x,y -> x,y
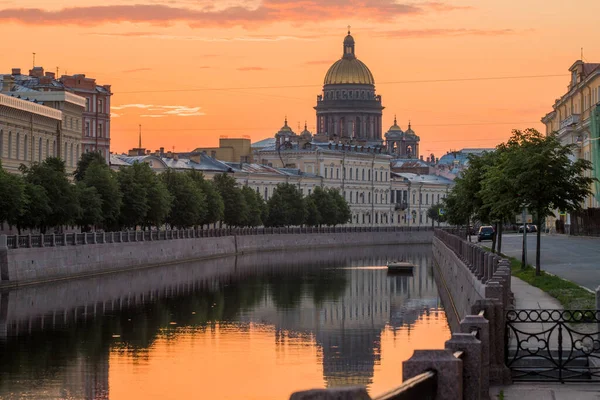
518,224 -> 537,233
477,226 -> 495,242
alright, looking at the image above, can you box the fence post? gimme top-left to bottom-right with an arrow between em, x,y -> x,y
51,233 -> 55,247
27,234 -> 32,248
403,350 -> 463,400
445,333 -> 482,400
460,314 -> 489,398
39,233 -> 45,248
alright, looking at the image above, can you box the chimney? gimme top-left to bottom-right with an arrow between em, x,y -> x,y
420,155 -> 424,161
2,75 -> 14,92
166,151 -> 173,159
29,66 -> 44,78
173,154 -> 179,161
11,68 -> 21,75
45,71 -> 56,79
159,147 -> 164,156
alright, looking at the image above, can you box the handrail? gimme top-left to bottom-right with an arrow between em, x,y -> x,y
2,226 -> 434,249
373,370 -> 437,400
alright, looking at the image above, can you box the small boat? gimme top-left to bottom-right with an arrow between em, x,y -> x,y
387,262 -> 415,274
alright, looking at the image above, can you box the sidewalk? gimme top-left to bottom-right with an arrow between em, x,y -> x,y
490,277 -> 600,399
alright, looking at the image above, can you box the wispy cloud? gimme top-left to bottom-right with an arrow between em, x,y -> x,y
89,32 -> 320,42
0,1 -> 467,27
122,67 -> 152,73
237,66 -> 266,71
376,28 -> 522,38
112,103 -> 204,117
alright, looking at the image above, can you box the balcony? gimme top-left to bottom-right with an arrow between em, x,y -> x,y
559,114 -> 580,130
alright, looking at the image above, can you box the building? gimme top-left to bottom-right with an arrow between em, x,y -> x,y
384,118 -> 420,158
314,30 -> 384,145
542,60 -> 600,231
59,73 -> 113,161
0,93 -> 63,173
0,67 -> 112,163
193,137 -> 252,163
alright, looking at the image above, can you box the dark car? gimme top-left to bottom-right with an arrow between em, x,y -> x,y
477,226 -> 495,242
518,224 -> 537,233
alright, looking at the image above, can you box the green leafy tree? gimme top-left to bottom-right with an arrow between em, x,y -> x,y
427,204 -> 446,228
187,171 -> 224,226
304,196 -> 321,227
241,186 -> 264,227
328,188 -> 351,225
82,161 -> 122,230
503,129 -> 595,275
0,163 -> 26,228
117,165 -> 149,229
20,157 -> 78,232
213,173 -> 248,227
75,183 -> 103,230
14,182 -> 51,233
161,169 -> 207,229
141,166 -> 172,228
310,186 -> 335,226
74,151 -> 106,182
266,183 -> 307,227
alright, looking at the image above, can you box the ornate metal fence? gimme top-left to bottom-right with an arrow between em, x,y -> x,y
505,309 -> 600,382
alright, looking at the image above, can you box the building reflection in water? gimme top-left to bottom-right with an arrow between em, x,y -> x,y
0,245 -> 448,399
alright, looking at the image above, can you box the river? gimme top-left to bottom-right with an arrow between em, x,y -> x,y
0,244 -> 450,399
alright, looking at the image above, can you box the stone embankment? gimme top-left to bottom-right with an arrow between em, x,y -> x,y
0,226 -> 433,287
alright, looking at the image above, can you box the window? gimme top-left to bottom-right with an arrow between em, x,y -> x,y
264,187 -> 268,200
53,140 -> 56,157
355,168 -> 359,180
380,171 -> 383,181
7,131 -> 11,158
38,138 -> 42,161
46,139 -> 49,158
368,192 -> 371,203
419,192 -> 422,204
350,192 -> 353,203
324,167 -> 328,178
85,98 -> 90,111
64,142 -> 68,162
412,191 -> 416,204
336,168 -> 339,179
23,135 -> 28,161
76,145 -> 79,162
419,213 -> 423,224
350,168 -> 353,180
16,132 -> 20,160
375,171 -> 377,181
426,193 -> 429,205
85,122 -> 90,137
0,129 -> 3,157
99,123 -> 104,138
98,99 -> 104,113
70,144 -> 74,167
437,193 -> 440,203
362,169 -> 365,180
368,170 -> 371,181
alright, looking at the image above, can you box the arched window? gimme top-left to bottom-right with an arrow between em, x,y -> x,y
264,187 -> 268,200
0,129 -> 3,157
7,131 -> 11,158
355,168 -> 359,180
38,137 -> 42,161
368,170 -> 371,181
16,132 -> 20,160
368,192 -> 371,203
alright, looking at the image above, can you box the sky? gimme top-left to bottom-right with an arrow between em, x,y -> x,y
0,0 -> 599,158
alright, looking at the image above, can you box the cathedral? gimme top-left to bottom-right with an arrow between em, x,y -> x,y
310,30 -> 420,158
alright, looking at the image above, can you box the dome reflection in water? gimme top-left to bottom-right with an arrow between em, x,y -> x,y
0,244 -> 450,399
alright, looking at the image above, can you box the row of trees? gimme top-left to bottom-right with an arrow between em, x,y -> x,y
442,128 -> 594,275
0,152 -> 352,233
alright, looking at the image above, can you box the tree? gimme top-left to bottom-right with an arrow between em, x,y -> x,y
213,173 -> 247,227
503,129 -> 595,275
20,157 -> 78,232
117,165 -> 149,229
266,183 -> 307,227
82,160 -> 122,230
187,171 -> 224,226
14,182 -> 51,233
427,204 -> 446,228
140,165 -> 172,228
74,151 -> 106,182
310,186 -> 334,226
241,186 -> 264,227
328,188 -> 351,225
161,169 -> 206,229
75,183 -> 103,230
304,196 -> 321,227
0,163 -> 26,228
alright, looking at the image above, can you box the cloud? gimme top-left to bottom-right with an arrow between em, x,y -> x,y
112,103 -> 204,117
0,1 -> 466,27
376,28 -> 521,38
237,66 -> 266,71
122,67 -> 152,73
89,31 -> 319,41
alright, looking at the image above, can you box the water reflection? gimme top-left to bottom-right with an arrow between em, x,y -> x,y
0,245 -> 450,399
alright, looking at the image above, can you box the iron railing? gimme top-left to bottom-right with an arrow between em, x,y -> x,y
4,226 -> 433,249
505,309 -> 600,382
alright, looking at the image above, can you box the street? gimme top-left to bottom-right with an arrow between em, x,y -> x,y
477,233 -> 600,291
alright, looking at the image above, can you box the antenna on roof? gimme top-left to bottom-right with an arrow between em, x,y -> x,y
56,67 -> 59,76
581,47 -> 587,62
138,124 -> 142,148
32,53 -> 36,68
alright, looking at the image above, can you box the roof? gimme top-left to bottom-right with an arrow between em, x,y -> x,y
252,137 -> 277,149
392,172 -> 454,185
391,159 -> 430,168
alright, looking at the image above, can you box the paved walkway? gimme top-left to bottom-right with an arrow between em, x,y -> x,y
490,276 -> 600,399
499,233 -> 600,290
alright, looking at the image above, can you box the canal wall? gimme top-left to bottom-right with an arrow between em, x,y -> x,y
0,228 -> 433,286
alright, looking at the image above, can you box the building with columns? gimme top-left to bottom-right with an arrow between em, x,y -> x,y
314,31 -> 384,146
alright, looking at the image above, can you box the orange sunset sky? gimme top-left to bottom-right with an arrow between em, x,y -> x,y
0,0 -> 598,157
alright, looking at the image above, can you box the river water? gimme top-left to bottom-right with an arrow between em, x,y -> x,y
0,245 -> 450,399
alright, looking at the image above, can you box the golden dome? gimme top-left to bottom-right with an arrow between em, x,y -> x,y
324,31 -> 375,86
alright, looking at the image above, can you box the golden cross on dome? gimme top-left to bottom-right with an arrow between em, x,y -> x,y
347,25 -> 351,35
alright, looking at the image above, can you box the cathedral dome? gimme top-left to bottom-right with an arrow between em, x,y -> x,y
384,116 -> 404,138
324,31 -> 375,86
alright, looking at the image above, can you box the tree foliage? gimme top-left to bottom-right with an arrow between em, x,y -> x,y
187,171 -> 224,226
82,160 -> 122,230
213,173 -> 248,227
74,151 -> 106,182
161,169 -> 206,228
265,183 -> 307,227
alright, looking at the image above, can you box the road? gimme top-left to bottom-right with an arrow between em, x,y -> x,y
478,233 -> 600,291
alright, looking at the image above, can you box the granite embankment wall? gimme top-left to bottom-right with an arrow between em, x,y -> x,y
0,229 -> 432,286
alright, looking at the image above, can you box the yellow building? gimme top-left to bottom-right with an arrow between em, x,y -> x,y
542,60 -> 600,231
193,137 -> 252,163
